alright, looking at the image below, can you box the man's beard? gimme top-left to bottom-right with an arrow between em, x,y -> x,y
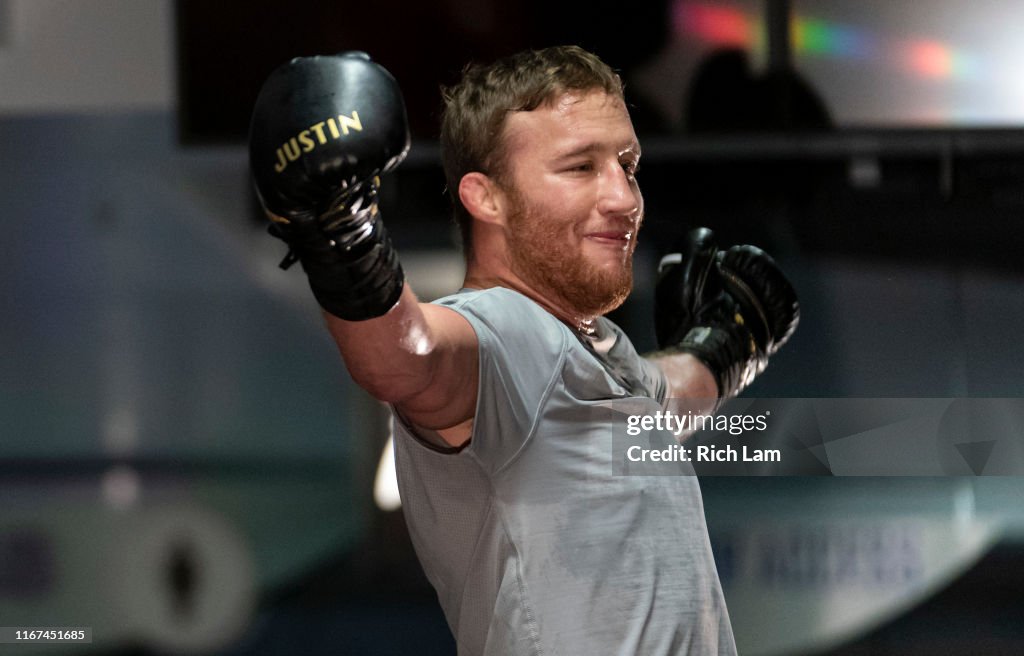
505,189 -> 634,318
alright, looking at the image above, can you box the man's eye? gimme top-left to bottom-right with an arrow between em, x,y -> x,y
568,162 -> 593,172
622,161 -> 640,176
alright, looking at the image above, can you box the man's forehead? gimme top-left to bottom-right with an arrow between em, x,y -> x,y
535,89 -> 629,124
503,90 -> 638,155
548,88 -> 617,108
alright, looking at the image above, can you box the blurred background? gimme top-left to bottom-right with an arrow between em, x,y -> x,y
2,0 -> 1023,653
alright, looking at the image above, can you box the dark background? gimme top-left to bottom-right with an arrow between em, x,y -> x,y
2,1 -> 1023,654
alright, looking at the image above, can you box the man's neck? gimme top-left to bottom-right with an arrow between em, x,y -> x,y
462,270 -> 597,336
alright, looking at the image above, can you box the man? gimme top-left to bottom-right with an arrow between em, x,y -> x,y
249,46 -> 798,655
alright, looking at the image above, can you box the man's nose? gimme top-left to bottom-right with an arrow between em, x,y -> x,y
598,163 -> 642,220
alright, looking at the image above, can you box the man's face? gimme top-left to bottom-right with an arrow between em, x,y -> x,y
498,90 -> 644,318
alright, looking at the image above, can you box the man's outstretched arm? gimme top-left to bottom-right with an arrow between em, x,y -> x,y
249,52 -> 478,446
649,227 -> 800,416
324,289 -> 478,442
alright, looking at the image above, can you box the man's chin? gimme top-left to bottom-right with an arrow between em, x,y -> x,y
584,246 -> 632,269
568,274 -> 633,318
509,243 -> 634,317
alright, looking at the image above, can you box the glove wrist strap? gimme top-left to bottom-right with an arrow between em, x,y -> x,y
269,179 -> 405,321
670,324 -> 765,408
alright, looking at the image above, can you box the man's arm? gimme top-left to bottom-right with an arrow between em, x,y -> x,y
249,53 -> 478,447
641,351 -> 719,443
324,286 -> 479,445
648,351 -> 718,402
652,227 -> 800,411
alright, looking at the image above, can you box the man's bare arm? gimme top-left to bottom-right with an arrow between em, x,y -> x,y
325,285 -> 479,446
652,228 -> 800,423
248,55 -> 479,447
646,352 -> 719,443
648,351 -> 718,402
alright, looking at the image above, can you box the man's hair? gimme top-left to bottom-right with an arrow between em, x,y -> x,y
440,45 -> 624,258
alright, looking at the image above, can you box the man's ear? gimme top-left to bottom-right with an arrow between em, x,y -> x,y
458,172 -> 506,226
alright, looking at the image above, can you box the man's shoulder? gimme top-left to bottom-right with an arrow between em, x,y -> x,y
433,287 -> 552,322
432,287 -> 567,355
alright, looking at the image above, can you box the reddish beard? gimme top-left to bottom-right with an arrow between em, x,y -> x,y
504,188 -> 635,318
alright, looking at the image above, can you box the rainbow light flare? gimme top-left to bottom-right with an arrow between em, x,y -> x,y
902,39 -> 980,79
792,18 -> 872,60
673,0 -> 980,81
673,3 -> 763,50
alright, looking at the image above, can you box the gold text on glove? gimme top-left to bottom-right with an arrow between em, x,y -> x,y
274,111 -> 363,173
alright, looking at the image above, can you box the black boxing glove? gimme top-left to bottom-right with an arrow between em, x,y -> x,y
655,228 -> 799,403
249,52 -> 411,320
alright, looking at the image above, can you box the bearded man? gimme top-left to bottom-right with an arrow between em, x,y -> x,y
249,45 -> 798,655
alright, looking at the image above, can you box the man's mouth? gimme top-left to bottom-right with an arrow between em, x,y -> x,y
585,230 -> 632,244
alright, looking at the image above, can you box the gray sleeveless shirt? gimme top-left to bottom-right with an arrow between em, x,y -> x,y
392,287 -> 736,655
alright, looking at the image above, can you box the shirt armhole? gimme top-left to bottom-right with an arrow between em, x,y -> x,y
391,406 -> 468,455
